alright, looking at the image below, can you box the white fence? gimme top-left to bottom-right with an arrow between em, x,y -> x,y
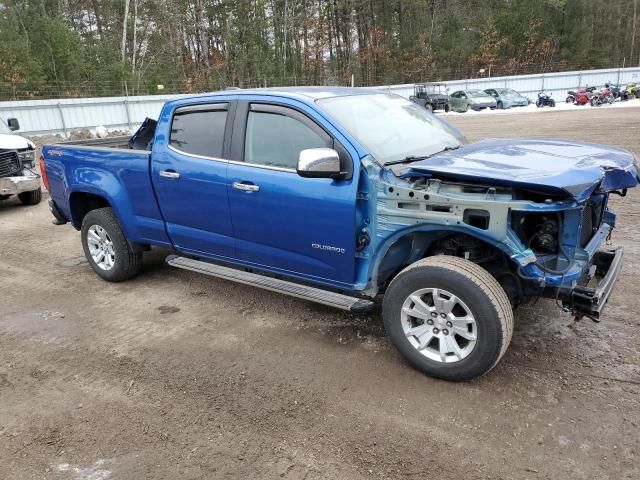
382,66 -> 640,101
2,66 -> 639,137
0,93 -> 191,137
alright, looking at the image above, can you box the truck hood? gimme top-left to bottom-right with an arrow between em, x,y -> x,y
405,138 -> 639,201
0,133 -> 34,150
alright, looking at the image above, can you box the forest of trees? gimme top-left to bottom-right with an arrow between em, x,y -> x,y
0,0 -> 639,99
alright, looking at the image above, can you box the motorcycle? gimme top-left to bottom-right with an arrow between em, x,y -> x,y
608,83 -> 631,101
536,91 -> 556,107
625,83 -> 640,99
567,86 -> 595,105
590,85 -> 616,107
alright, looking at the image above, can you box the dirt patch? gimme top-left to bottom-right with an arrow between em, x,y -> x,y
1,106 -> 640,479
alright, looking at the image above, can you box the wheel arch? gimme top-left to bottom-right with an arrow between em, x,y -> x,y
368,225 -> 518,291
68,190 -> 114,229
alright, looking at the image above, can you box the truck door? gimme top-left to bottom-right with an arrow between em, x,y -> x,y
152,102 -> 235,257
226,101 -> 358,286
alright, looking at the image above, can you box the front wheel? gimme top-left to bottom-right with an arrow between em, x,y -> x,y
81,207 -> 142,282
382,256 -> 513,381
18,188 -> 42,205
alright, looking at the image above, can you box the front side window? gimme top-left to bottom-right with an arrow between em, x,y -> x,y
170,105 -> 227,158
244,110 -> 329,169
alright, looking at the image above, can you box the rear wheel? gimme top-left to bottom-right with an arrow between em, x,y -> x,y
81,207 -> 142,282
18,188 -> 42,205
549,98 -> 556,107
382,256 -> 513,381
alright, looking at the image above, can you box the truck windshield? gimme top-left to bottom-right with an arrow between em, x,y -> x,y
317,93 -> 464,165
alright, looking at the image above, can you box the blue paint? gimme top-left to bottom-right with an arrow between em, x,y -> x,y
43,87 -> 639,298
406,138 -> 639,202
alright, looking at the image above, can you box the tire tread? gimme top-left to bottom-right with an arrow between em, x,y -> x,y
17,188 -> 42,205
386,256 -> 514,379
81,207 -> 142,282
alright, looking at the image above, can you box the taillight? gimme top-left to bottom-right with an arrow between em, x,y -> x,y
39,154 -> 50,191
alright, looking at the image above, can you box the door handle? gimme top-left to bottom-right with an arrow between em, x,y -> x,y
232,182 -> 260,192
159,170 -> 180,179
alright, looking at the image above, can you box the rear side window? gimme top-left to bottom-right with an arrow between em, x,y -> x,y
170,104 -> 227,158
244,110 -> 329,169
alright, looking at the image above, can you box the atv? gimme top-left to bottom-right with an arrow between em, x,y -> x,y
409,83 -> 450,112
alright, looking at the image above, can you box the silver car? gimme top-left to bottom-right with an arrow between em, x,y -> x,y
484,88 -> 530,109
449,89 -> 497,112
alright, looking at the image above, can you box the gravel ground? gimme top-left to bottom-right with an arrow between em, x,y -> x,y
1,107 -> 639,480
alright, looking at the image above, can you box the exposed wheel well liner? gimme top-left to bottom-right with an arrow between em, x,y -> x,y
375,230 -> 523,303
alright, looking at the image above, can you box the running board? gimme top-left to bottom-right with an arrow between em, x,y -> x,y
166,255 -> 375,312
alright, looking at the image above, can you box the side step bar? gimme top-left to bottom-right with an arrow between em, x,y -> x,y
166,255 -> 375,313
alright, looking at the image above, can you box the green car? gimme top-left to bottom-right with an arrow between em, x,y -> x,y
484,88 -> 530,109
449,89 -> 497,112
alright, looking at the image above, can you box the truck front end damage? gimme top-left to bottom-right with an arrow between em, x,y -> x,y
0,148 -> 40,196
357,139 -> 639,320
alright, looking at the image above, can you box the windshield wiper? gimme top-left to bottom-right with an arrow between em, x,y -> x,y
384,155 -> 429,166
385,146 -> 460,166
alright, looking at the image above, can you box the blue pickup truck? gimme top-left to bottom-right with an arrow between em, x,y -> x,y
42,88 -> 639,381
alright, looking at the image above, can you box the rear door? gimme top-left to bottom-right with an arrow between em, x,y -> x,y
225,100 -> 358,285
151,102 -> 235,257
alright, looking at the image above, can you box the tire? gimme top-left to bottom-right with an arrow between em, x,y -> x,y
81,207 -> 142,282
17,188 -> 42,205
444,103 -> 450,113
0,194 -> 11,201
549,99 -> 555,107
590,97 -> 599,107
382,256 -> 514,381
425,103 -> 434,112
496,101 -> 503,109
566,96 -> 574,104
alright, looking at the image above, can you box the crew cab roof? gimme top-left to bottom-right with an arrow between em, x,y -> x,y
164,86 -> 381,108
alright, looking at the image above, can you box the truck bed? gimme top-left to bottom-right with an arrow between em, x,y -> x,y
61,136 -> 133,149
42,136 -> 171,248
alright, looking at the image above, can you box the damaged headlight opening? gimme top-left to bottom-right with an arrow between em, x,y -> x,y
17,149 -> 36,168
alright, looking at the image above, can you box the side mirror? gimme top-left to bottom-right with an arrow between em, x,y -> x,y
7,118 -> 20,131
297,148 -> 343,179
